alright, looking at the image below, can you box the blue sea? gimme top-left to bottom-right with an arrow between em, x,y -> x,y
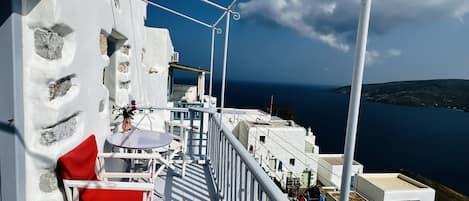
210,80 -> 469,195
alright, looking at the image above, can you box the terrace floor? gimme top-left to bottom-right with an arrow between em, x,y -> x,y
153,164 -> 218,201
104,143 -> 218,200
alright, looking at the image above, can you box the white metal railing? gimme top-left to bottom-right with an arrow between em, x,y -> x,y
132,106 -> 288,200
204,110 -> 288,201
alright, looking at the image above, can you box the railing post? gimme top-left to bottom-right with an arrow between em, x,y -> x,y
234,154 -> 239,201
200,111 -> 204,158
179,111 -> 183,137
207,113 -> 212,160
206,113 -> 288,200
189,110 -> 194,159
220,11 -> 231,121
208,28 -> 215,104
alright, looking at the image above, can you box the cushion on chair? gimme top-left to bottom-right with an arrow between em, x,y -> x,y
79,189 -> 145,201
57,135 -> 147,201
57,135 -> 99,180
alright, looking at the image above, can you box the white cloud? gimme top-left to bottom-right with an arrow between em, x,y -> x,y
320,3 -> 337,16
387,49 -> 402,57
238,0 -> 351,52
366,49 -> 402,66
366,50 -> 380,65
239,0 -> 469,52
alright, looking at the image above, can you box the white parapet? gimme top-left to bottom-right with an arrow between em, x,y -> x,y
355,173 -> 435,201
318,154 -> 364,190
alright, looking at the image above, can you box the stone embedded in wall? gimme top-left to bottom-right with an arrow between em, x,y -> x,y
40,112 -> 79,146
106,30 -> 128,58
118,62 -> 129,73
34,28 -> 64,60
51,23 -> 73,37
100,32 -> 108,55
121,45 -> 130,55
39,170 -> 58,192
99,99 -> 105,112
119,80 -> 130,89
49,74 -> 76,101
114,0 -> 120,9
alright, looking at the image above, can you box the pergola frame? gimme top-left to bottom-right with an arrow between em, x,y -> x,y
147,0 -> 240,120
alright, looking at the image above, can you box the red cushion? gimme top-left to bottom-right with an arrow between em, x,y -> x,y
80,189 -> 145,201
57,135 -> 98,180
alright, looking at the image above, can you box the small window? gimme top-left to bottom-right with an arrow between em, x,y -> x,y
259,136 -> 266,143
289,158 -> 295,166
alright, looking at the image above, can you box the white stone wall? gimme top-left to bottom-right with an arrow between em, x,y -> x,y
20,0 -> 173,200
317,154 -> 364,190
141,27 -> 173,108
355,176 -> 386,201
130,27 -> 174,131
355,174 -> 436,201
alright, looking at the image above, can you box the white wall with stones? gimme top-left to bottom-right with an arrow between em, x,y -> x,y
20,0 -> 173,200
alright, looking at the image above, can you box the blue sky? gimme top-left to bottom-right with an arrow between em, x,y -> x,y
145,0 -> 469,86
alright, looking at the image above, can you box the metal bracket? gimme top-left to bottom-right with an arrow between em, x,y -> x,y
232,12 -> 240,21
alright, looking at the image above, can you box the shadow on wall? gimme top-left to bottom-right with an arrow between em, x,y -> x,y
0,121 -> 55,166
0,0 -> 40,25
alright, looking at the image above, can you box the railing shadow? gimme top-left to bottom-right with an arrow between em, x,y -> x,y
162,164 -> 218,201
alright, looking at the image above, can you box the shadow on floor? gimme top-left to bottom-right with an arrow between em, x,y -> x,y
155,164 -> 218,201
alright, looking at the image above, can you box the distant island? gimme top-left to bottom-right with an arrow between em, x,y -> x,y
335,79 -> 469,112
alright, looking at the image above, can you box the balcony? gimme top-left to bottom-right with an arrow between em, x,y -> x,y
168,63 -> 210,105
125,107 -> 289,200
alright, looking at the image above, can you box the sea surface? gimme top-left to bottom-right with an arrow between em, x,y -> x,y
210,80 -> 469,195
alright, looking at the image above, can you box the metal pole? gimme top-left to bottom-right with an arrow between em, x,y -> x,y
201,0 -> 228,11
147,1 -> 213,28
339,1 -> 371,201
209,28 -> 215,107
213,11 -> 229,27
220,11 -> 231,121
270,95 -> 273,118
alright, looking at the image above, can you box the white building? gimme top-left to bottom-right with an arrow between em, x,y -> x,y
318,154 -> 364,190
223,109 -> 320,190
355,173 -> 436,201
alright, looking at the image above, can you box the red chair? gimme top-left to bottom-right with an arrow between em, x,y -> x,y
57,135 -> 155,201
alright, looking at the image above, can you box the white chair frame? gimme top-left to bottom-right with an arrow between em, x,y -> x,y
62,153 -> 173,201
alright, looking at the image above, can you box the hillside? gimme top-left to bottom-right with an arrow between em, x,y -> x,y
335,79 -> 469,112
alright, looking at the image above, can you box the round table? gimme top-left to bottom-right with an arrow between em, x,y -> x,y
106,130 -> 173,149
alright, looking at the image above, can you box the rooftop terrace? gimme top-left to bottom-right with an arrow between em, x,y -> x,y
360,173 -> 427,191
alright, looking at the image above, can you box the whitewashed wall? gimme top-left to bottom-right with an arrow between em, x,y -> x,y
136,27 -> 174,131
239,124 -> 319,188
0,1 -> 25,201
141,27 -> 173,108
20,0 -> 172,200
317,154 -> 364,190
355,174 -> 436,201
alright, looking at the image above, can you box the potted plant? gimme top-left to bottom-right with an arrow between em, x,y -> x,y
112,105 -> 136,134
